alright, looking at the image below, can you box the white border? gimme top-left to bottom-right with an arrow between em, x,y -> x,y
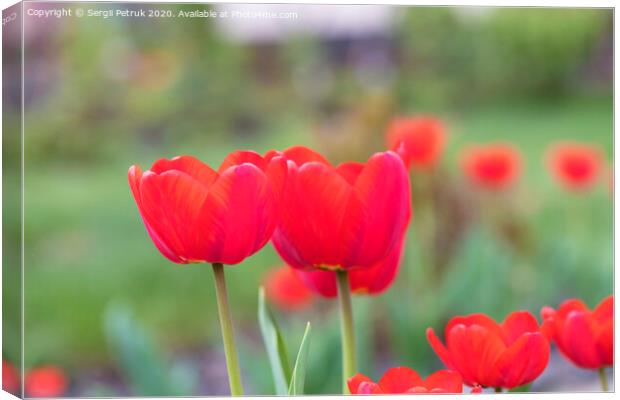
0,1 -> 616,400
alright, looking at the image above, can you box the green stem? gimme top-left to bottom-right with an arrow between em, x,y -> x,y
495,387 -> 503,393
337,270 -> 357,394
598,367 -> 609,392
212,263 -> 244,396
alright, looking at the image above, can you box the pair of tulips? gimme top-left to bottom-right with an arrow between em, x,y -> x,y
128,146 -> 412,395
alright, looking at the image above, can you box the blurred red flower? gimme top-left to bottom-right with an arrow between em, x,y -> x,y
271,146 -> 411,273
128,152 -> 286,265
426,311 -> 550,389
541,296 -> 613,370
2,360 -> 20,395
386,116 -> 447,170
294,235 -> 405,298
348,367 -> 463,394
24,366 -> 67,398
546,142 -> 604,191
460,143 -> 522,190
263,266 -> 314,311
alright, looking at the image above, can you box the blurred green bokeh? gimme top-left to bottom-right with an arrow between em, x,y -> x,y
4,3 -> 612,395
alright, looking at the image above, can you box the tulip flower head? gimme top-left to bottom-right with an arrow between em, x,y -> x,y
348,367 -> 463,394
460,143 -> 522,190
386,116 -> 447,170
263,266 -> 314,311
24,366 -> 67,398
427,311 -> 550,390
546,142 -> 604,192
294,235 -> 405,298
128,152 -> 286,265
541,296 -> 613,370
271,146 -> 411,273
2,360 -> 20,395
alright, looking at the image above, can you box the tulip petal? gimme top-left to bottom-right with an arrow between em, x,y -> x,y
445,314 -> 503,341
343,152 -> 411,267
446,325 -> 505,387
593,296 -> 613,324
560,311 -> 601,368
358,381 -> 382,394
407,386 -> 429,393
595,319 -> 613,366
294,269 -> 338,298
150,156 -> 218,189
294,234 -> 404,298
378,367 -> 423,393
349,234 -> 405,295
139,170 -> 210,262
282,146 -> 331,166
494,332 -> 550,388
265,155 -> 288,200
423,370 -> 463,393
128,166 -> 185,263
348,373 -> 374,394
336,162 -> 364,185
556,299 -> 589,320
198,164 -> 275,264
273,162 -> 356,269
218,150 -> 267,173
426,328 -> 455,370
501,311 -> 540,345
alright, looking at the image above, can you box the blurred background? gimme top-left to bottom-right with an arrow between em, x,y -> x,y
3,3 -> 613,396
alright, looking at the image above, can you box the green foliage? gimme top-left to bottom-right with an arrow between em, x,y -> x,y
258,287 -> 312,395
288,322 -> 311,395
257,287 -> 292,395
103,303 -> 196,396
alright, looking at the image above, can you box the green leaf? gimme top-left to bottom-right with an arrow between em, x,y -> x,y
289,322 -> 312,395
509,383 -> 532,392
258,287 -> 292,395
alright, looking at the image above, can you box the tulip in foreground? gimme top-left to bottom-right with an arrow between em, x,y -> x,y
427,311 -> 550,391
459,143 -> 522,190
270,146 -> 411,393
546,141 -> 604,192
386,115 -> 447,170
348,367 -> 463,394
128,152 -> 285,265
541,296 -> 613,390
24,366 -> 67,398
128,151 -> 286,395
263,266 -> 314,311
271,146 -> 411,273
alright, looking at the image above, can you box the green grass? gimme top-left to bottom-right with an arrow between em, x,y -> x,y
16,95 -> 612,392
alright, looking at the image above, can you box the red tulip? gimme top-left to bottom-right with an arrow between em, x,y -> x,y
3,360 -> 19,395
348,367 -> 463,394
294,235 -> 405,298
270,146 -> 411,273
128,152 -> 286,265
263,266 -> 314,311
386,116 -> 447,170
541,296 -> 613,369
460,143 -> 522,190
24,366 -> 67,398
546,142 -> 604,191
426,311 -> 550,389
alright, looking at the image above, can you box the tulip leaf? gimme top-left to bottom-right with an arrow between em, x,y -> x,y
258,287 -> 292,395
289,322 -> 312,395
509,383 -> 531,392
